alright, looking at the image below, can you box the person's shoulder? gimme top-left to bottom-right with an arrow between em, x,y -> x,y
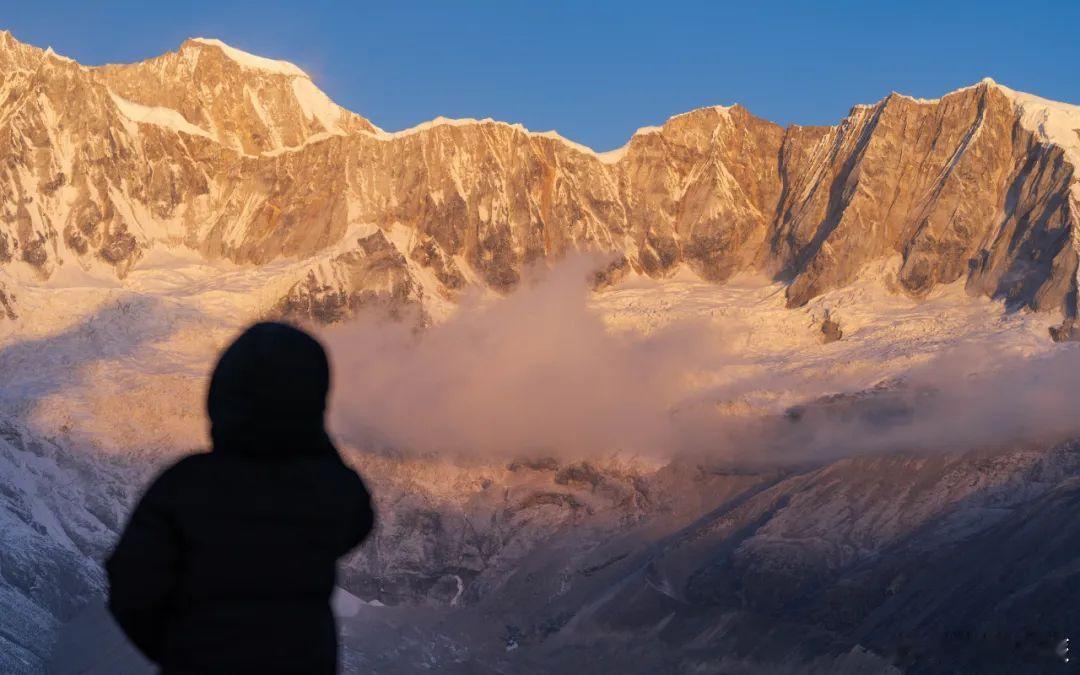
329,453 -> 363,477
130,451 -> 214,507
336,459 -> 372,501
167,450 -> 215,470
153,450 -> 216,484
310,453 -> 369,493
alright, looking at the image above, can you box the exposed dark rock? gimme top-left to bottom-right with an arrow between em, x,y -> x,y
821,311 -> 843,343
555,462 -> 604,489
40,172 -> 65,195
590,255 -> 631,290
98,225 -> 138,266
1050,318 -> 1079,342
0,284 -> 16,320
508,457 -> 560,472
518,491 -> 586,511
410,237 -> 466,290
20,236 -> 48,267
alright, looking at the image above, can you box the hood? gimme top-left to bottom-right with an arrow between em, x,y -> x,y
207,322 -> 334,456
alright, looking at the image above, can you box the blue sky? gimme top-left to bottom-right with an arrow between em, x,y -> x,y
3,1 -> 1077,151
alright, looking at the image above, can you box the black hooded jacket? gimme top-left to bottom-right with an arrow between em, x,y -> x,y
106,323 -> 374,674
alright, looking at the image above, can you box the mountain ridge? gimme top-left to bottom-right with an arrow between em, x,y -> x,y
0,31 -> 1076,327
3,30 -> 1080,675
1,32 -> 1073,157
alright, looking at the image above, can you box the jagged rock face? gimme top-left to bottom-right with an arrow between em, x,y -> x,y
339,455 -> 663,609
314,439 -> 1080,674
26,383 -> 1080,673
0,32 -> 1077,323
95,39 -> 377,156
271,230 -> 419,324
0,280 -> 15,320
0,421 -> 132,674
773,86 -> 1078,312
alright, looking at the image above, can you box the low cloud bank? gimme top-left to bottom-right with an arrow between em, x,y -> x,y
322,256 -> 725,458
322,257 -> 1080,463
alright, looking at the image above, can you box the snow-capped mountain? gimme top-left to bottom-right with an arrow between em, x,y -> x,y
0,31 -> 1077,325
1,31 -> 1079,674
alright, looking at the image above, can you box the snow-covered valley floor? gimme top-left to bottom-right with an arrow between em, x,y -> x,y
2,255 -> 1077,674
0,254 -> 1063,456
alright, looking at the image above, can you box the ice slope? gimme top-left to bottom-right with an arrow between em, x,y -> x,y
0,422 -> 137,674
188,38 -> 308,78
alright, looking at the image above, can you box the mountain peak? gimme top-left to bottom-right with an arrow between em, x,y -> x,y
0,30 -> 55,72
181,37 -> 308,78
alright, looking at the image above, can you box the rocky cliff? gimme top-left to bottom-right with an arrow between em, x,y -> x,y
0,32 -> 1077,323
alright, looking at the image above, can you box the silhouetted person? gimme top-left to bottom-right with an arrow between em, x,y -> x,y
106,322 -> 374,674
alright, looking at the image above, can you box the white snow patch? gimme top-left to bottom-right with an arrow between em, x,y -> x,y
995,82 -> 1080,202
670,104 -> 734,122
260,131 -> 338,157
596,125 -> 665,163
189,38 -> 307,78
108,91 -> 214,140
592,257 -> 1057,417
879,78 -> 999,107
595,147 -> 630,163
367,116 -> 670,165
449,574 -> 464,606
365,104 -> 732,165
533,129 -> 612,162
244,86 -> 281,147
893,93 -> 940,105
290,77 -> 344,134
331,587 -> 373,618
43,46 -> 75,64
367,116 -> 516,140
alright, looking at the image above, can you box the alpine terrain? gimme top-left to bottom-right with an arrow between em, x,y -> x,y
0,31 -> 1079,674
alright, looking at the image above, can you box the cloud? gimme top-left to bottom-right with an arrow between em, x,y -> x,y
321,256 -> 1080,464
322,255 -> 715,457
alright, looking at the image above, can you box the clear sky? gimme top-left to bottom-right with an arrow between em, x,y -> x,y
3,1 -> 1077,151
